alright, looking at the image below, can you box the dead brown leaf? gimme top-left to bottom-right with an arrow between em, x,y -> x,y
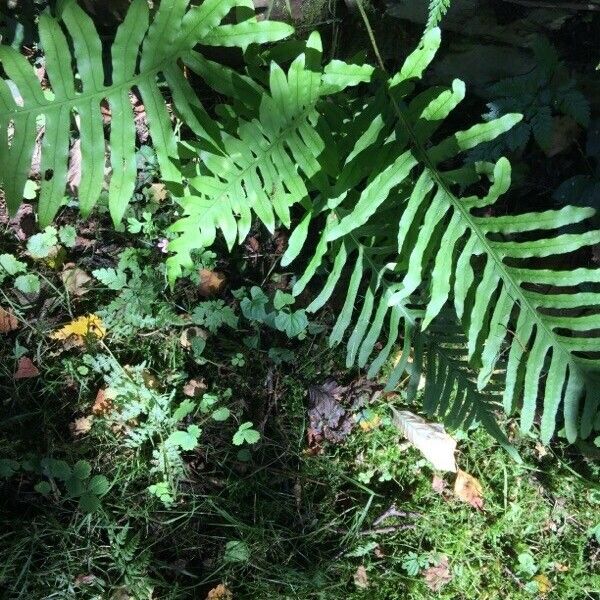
205,584 -> 233,600
307,380 -> 352,446
180,327 -> 208,349
423,555 -> 452,591
14,356 -> 40,379
92,388 -> 117,415
353,565 -> 369,589
183,378 -> 207,398
69,415 -> 93,437
454,469 -> 484,510
62,264 -> 92,297
0,306 -> 19,333
198,269 -> 226,297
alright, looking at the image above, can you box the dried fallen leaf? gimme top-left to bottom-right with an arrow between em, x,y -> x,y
14,356 -> 40,379
183,378 -> 207,398
180,326 -> 208,349
69,415 -> 93,437
423,555 -> 452,591
205,583 -> 233,600
391,409 -> 457,472
307,380 -> 352,446
74,574 -> 96,586
51,314 -> 106,346
62,264 -> 91,297
454,469 -> 484,510
92,388 -> 117,415
198,269 -> 226,297
534,574 -> 552,595
150,182 -> 168,203
431,475 -> 448,495
353,565 -> 369,589
0,306 -> 19,333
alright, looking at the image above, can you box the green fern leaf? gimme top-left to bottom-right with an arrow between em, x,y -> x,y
166,31 -> 374,280
0,0 -> 293,225
284,28 -> 600,443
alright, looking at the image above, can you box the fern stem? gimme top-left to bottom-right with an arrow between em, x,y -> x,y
355,0 -> 386,72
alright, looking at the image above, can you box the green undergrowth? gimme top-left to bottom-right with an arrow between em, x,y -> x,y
1,212 -> 599,599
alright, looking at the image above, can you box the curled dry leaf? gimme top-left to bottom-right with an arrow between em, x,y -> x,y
198,268 -> 226,297
62,264 -> 92,297
391,408 -> 457,473
423,555 -> 452,591
183,378 -> 208,398
14,356 -> 40,379
92,388 -> 117,415
205,583 -> 233,600
353,565 -> 369,589
69,415 -> 93,437
454,469 -> 484,510
0,306 -> 19,333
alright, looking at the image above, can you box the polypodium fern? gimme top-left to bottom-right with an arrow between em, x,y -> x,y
167,30 -> 374,278
293,28 -> 600,443
172,25 -> 600,443
0,0 -> 292,225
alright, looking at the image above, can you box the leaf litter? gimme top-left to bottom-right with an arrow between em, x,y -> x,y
307,378 -> 379,448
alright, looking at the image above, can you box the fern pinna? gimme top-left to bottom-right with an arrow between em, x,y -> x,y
170,27 -> 600,444
0,0 -> 292,225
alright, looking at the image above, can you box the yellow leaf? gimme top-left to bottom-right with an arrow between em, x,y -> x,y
454,469 -> 484,509
534,574 -> 552,594
51,314 -> 106,344
359,414 -> 381,432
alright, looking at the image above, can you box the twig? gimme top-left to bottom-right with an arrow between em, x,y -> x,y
373,504 -> 419,526
358,525 -> 416,535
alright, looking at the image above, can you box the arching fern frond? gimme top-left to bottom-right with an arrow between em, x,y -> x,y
0,0 -> 292,225
165,25 -> 599,443
166,31 -> 374,279
285,28 -> 600,442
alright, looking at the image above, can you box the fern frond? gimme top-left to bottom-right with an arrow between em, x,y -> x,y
426,0 -> 451,30
0,0 -> 293,225
166,31 -> 374,279
286,28 -> 600,442
420,320 -> 520,460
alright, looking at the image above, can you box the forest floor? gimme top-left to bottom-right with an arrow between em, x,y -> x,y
1,198 -> 599,599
